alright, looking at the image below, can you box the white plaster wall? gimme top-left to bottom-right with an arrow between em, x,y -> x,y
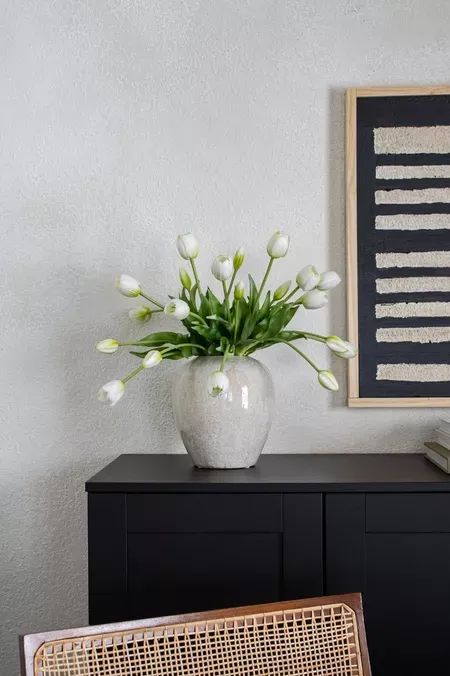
2,0 -> 450,672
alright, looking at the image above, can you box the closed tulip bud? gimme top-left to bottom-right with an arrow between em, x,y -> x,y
164,298 -> 190,320
116,274 -> 141,297
207,370 -> 230,397
233,247 -> 245,270
274,280 -> 291,301
301,289 -> 328,309
176,233 -> 199,260
318,370 -> 339,392
326,336 -> 357,359
234,280 -> 245,300
142,350 -> 163,368
96,339 -> 119,354
267,231 -> 290,258
179,268 -> 192,290
97,380 -> 125,406
211,255 -> 233,281
128,306 -> 152,322
317,270 -> 341,291
296,265 -> 320,292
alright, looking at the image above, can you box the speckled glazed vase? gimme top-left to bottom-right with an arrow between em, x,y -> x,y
172,356 -> 274,469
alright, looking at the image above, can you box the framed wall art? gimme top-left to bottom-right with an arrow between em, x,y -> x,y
346,86 -> 450,407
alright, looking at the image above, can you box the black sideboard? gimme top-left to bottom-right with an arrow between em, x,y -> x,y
86,453 -> 450,676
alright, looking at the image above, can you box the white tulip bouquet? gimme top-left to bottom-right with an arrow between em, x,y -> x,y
97,232 -> 356,406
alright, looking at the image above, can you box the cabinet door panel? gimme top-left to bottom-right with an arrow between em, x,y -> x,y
128,533 -> 281,618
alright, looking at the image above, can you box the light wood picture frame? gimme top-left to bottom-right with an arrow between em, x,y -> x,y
346,86 -> 450,407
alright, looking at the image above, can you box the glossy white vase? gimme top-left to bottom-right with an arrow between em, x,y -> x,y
172,356 -> 274,469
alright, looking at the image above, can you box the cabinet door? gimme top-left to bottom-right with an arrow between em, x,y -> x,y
326,493 -> 450,676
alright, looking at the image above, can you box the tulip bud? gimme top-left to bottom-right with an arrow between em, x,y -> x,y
164,298 -> 190,320
128,306 -> 152,322
301,289 -> 328,310
207,370 -> 230,397
96,339 -> 119,354
234,280 -> 245,300
318,370 -> 339,392
211,255 -> 233,281
273,280 -> 291,301
267,231 -> 289,258
326,336 -> 357,359
142,350 -> 163,368
176,233 -> 199,260
116,274 -> 141,297
317,270 -> 341,291
179,268 -> 192,290
97,380 -> 125,406
296,265 -> 320,292
233,247 -> 245,270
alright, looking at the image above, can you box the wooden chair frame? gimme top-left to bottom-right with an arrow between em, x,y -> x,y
20,593 -> 371,675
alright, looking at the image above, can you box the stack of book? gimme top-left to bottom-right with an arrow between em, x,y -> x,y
425,418 -> 450,473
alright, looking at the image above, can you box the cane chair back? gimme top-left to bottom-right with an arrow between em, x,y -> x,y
20,593 -> 371,675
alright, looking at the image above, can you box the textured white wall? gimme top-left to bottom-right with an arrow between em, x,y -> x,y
2,0 -> 450,672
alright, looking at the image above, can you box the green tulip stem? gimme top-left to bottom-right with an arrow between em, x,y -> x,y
189,259 -> 203,298
220,345 -> 230,372
233,299 -> 240,346
139,292 -> 164,309
255,257 -> 274,307
283,284 -> 300,303
227,269 -> 238,300
122,365 -> 144,383
222,281 -> 231,319
280,339 -> 320,373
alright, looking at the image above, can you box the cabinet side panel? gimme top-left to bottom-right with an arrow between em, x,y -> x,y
325,493 -> 365,595
283,494 -> 323,598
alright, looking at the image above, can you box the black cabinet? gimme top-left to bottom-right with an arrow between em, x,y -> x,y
327,493 -> 450,676
86,453 -> 450,676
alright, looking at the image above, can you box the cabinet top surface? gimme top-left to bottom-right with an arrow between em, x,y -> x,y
86,453 -> 450,493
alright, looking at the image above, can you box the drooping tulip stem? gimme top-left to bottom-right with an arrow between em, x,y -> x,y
255,257 -> 274,307
122,365 -> 145,384
220,345 -> 230,372
139,292 -> 164,310
279,339 -> 320,373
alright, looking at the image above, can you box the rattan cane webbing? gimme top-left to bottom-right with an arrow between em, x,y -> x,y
34,602 -> 363,676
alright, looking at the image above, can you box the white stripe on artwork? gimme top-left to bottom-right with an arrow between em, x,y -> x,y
375,188 -> 450,204
376,165 -> 450,179
376,327 -> 450,343
376,251 -> 450,268
375,302 -> 450,318
376,277 -> 450,294
374,126 -> 450,154
376,363 -> 450,382
375,214 -> 450,230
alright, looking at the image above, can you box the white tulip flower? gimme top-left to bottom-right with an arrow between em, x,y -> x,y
318,370 -> 339,392
234,280 -> 245,300
267,231 -> 289,258
326,336 -> 357,359
207,370 -> 230,397
97,380 -> 125,406
164,298 -> 190,320
301,289 -> 328,309
317,270 -> 341,291
296,265 -> 320,292
96,339 -> 119,354
176,233 -> 199,260
116,274 -> 141,297
129,306 -> 152,322
211,255 -> 233,282
142,350 -> 163,368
